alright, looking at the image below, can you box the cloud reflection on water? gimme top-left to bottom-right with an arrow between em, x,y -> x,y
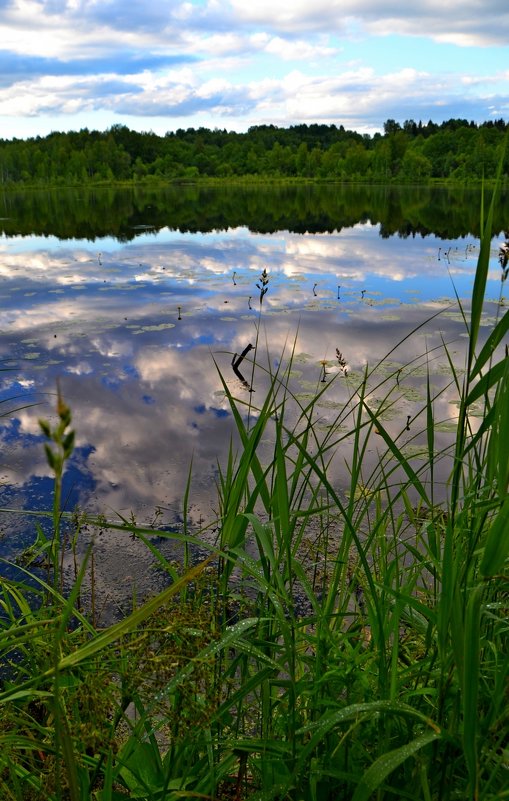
0,219 -> 505,589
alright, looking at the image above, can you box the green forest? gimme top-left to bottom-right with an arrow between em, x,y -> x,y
1,117 -> 508,186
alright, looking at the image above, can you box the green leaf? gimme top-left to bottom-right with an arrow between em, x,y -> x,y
118,742 -> 163,796
466,359 -> 507,407
362,405 -> 430,506
296,702 -> 440,771
468,145 -> 505,369
480,495 -> 509,576
63,430 -> 75,456
49,558 -> 214,673
471,309 -> 509,380
44,444 -> 56,470
462,585 -> 483,794
39,418 -> 51,437
351,731 -> 439,801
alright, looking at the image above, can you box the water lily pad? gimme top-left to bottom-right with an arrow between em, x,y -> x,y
435,421 -> 458,433
316,399 -> 345,410
294,353 -> 314,364
400,445 -> 428,460
133,323 -> 176,333
399,386 -> 425,402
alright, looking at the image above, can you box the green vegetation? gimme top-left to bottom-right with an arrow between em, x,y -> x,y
0,187 -> 508,800
1,118 -> 509,187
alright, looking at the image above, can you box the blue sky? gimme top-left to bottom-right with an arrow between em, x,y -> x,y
1,0 -> 509,140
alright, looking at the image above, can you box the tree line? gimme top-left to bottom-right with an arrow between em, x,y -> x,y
0,118 -> 508,186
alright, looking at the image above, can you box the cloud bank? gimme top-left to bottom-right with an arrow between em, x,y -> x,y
0,1 -> 508,136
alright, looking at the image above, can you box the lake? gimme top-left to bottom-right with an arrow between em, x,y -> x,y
0,184 -> 507,598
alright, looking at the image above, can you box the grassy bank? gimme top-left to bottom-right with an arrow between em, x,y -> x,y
0,189 -> 508,801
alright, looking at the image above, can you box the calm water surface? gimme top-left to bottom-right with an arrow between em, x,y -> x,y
0,185 -> 507,596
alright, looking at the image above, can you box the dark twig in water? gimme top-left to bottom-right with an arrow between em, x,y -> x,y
232,343 -> 254,391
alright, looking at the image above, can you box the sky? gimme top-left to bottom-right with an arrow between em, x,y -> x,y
1,0 -> 509,140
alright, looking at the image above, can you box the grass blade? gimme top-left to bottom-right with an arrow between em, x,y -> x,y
351,731 -> 439,801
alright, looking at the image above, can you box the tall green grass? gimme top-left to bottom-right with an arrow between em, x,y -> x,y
0,192 -> 508,800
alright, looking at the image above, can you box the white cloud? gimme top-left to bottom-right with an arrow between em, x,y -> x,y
230,0 -> 350,31
0,0 -> 508,135
250,32 -> 336,61
229,0 -> 509,46
0,54 -> 504,131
